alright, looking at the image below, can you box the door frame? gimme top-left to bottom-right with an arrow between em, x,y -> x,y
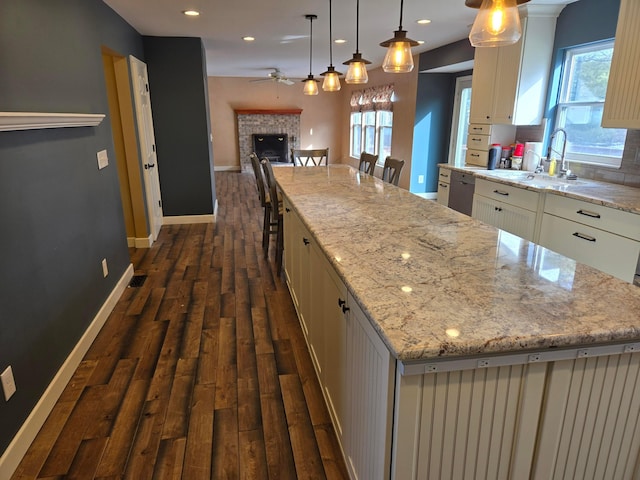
448,75 -> 473,167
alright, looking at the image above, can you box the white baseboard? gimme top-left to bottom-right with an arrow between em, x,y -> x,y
163,214 -> 215,225
127,235 -> 153,248
412,192 -> 438,200
213,165 -> 241,171
0,264 -> 134,480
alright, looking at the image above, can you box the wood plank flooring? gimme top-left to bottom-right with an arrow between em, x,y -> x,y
11,170 -> 349,480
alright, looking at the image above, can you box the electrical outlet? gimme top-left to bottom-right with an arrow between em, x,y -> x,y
1,366 -> 17,401
418,175 -> 425,184
102,258 -> 109,277
97,149 -> 109,170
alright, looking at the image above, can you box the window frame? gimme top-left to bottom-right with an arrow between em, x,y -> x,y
349,87 -> 394,163
553,40 -> 626,168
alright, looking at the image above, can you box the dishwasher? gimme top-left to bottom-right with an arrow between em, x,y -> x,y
448,170 -> 476,216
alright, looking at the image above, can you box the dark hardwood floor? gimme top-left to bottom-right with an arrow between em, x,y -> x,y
11,170 -> 349,479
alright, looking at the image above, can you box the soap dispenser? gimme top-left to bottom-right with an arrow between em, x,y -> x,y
548,158 -> 557,176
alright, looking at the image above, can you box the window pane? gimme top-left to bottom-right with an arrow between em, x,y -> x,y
378,111 -> 393,127
560,104 -> 626,159
364,126 -> 375,153
351,125 -> 362,157
562,45 -> 613,103
379,126 -> 392,159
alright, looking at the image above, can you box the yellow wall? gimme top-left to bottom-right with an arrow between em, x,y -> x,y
207,77 -> 344,169
340,61 -> 419,190
207,62 -> 418,191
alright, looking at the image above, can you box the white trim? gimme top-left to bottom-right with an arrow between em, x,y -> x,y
163,214 -> 215,225
126,235 -> 154,248
0,112 -> 105,132
0,264 -> 134,480
214,165 -> 241,171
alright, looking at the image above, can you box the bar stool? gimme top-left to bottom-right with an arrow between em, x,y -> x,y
260,159 -> 284,273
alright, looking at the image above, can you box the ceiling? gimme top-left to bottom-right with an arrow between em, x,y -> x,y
102,0 -> 479,80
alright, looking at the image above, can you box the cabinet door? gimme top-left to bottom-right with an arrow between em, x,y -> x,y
492,38 -> 522,124
469,47 -> 499,124
472,194 -> 502,227
283,203 -> 300,308
320,259 -> 348,440
344,296 -> 395,480
499,203 -> 537,242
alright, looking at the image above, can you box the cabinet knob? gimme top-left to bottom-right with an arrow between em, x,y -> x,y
342,305 -> 350,314
338,298 -> 346,308
286,207 -> 291,212
303,238 -> 310,245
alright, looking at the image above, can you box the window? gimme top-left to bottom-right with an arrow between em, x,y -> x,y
448,76 -> 472,167
349,85 -> 394,163
554,40 -> 626,168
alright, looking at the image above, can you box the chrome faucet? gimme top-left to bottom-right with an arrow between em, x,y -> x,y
546,128 -> 569,177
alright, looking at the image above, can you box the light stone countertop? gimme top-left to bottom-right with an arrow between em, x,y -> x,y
439,164 -> 640,215
274,165 -> 640,362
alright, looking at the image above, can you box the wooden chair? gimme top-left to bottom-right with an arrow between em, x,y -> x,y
381,156 -> 405,186
290,148 -> 329,166
249,153 -> 278,256
358,152 -> 377,176
260,158 -> 284,273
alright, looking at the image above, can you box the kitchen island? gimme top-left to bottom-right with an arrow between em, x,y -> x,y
274,164 -> 640,480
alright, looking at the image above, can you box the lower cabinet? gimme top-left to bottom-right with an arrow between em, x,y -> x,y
284,202 -> 396,479
472,178 -> 540,242
538,195 -> 640,283
436,168 -> 451,206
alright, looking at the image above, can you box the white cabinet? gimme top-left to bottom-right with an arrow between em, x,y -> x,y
436,167 -> 451,206
469,9 -> 557,126
472,179 -> 541,242
538,195 -> 640,283
465,123 -> 516,167
602,0 -> 640,129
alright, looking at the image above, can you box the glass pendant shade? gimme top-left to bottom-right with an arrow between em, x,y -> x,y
321,68 -> 342,91
344,53 -> 370,84
469,0 -> 522,47
303,76 -> 319,95
381,31 -> 418,73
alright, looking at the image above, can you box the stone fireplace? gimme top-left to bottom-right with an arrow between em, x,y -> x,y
236,109 -> 302,170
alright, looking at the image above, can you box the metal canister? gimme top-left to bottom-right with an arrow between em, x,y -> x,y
487,144 -> 501,170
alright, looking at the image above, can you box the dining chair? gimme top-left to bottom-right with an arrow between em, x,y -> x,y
249,153 -> 278,256
260,158 -> 284,273
381,156 -> 405,186
290,148 -> 329,166
358,152 -> 377,176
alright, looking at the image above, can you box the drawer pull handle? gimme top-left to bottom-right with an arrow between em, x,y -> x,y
572,232 -> 596,242
472,137 -> 482,141
439,183 -> 448,188
472,127 -> 482,130
338,298 -> 346,308
577,209 -> 601,219
470,153 -> 480,158
439,173 -> 449,178
493,189 -> 509,196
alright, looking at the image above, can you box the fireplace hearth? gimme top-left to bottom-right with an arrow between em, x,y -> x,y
253,134 -> 289,163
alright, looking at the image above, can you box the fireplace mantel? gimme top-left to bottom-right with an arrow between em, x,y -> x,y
235,109 -> 302,115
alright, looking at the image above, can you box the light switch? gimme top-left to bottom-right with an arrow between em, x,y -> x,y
97,149 -> 109,169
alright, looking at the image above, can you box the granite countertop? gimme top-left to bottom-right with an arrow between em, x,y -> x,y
274,165 -> 640,363
439,164 -> 640,215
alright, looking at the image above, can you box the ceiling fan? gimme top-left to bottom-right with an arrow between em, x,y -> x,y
250,68 -> 295,86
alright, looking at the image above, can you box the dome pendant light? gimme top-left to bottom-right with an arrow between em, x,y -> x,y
321,0 -> 342,92
468,0 -> 524,47
343,0 -> 371,84
380,0 -> 419,73
303,14 -> 319,96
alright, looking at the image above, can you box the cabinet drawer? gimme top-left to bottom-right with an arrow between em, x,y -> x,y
466,149 -> 487,167
437,181 -> 450,206
468,123 -> 493,135
467,134 -> 491,151
438,168 -> 451,184
539,213 -> 640,283
475,178 -> 539,211
543,195 -> 640,241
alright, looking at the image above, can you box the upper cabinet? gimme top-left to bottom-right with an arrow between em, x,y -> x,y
602,0 -> 640,129
469,6 -> 560,126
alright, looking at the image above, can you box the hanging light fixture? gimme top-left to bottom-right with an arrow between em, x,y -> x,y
321,0 -> 342,91
380,0 -> 419,73
343,0 -> 370,84
303,14 -> 319,96
467,0 -> 528,47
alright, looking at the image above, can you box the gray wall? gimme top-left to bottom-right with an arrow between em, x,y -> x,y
142,37 -> 216,216
0,0 -> 143,455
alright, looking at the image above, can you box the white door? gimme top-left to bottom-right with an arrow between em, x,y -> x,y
448,75 -> 473,167
129,55 -> 163,241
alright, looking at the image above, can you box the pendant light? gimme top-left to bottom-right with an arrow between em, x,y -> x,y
321,0 -> 342,92
468,0 -> 526,47
343,0 -> 370,84
303,14 -> 319,96
380,0 -> 419,73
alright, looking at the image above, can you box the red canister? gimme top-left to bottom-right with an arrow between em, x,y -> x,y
513,142 -> 524,157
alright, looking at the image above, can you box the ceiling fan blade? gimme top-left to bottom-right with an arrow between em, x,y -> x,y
280,79 -> 295,86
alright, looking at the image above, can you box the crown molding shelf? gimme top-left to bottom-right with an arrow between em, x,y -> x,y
0,112 -> 105,132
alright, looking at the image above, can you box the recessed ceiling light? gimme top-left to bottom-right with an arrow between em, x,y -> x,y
334,39 -> 347,44
243,36 -> 255,42
183,10 -> 200,16
417,19 -> 431,24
